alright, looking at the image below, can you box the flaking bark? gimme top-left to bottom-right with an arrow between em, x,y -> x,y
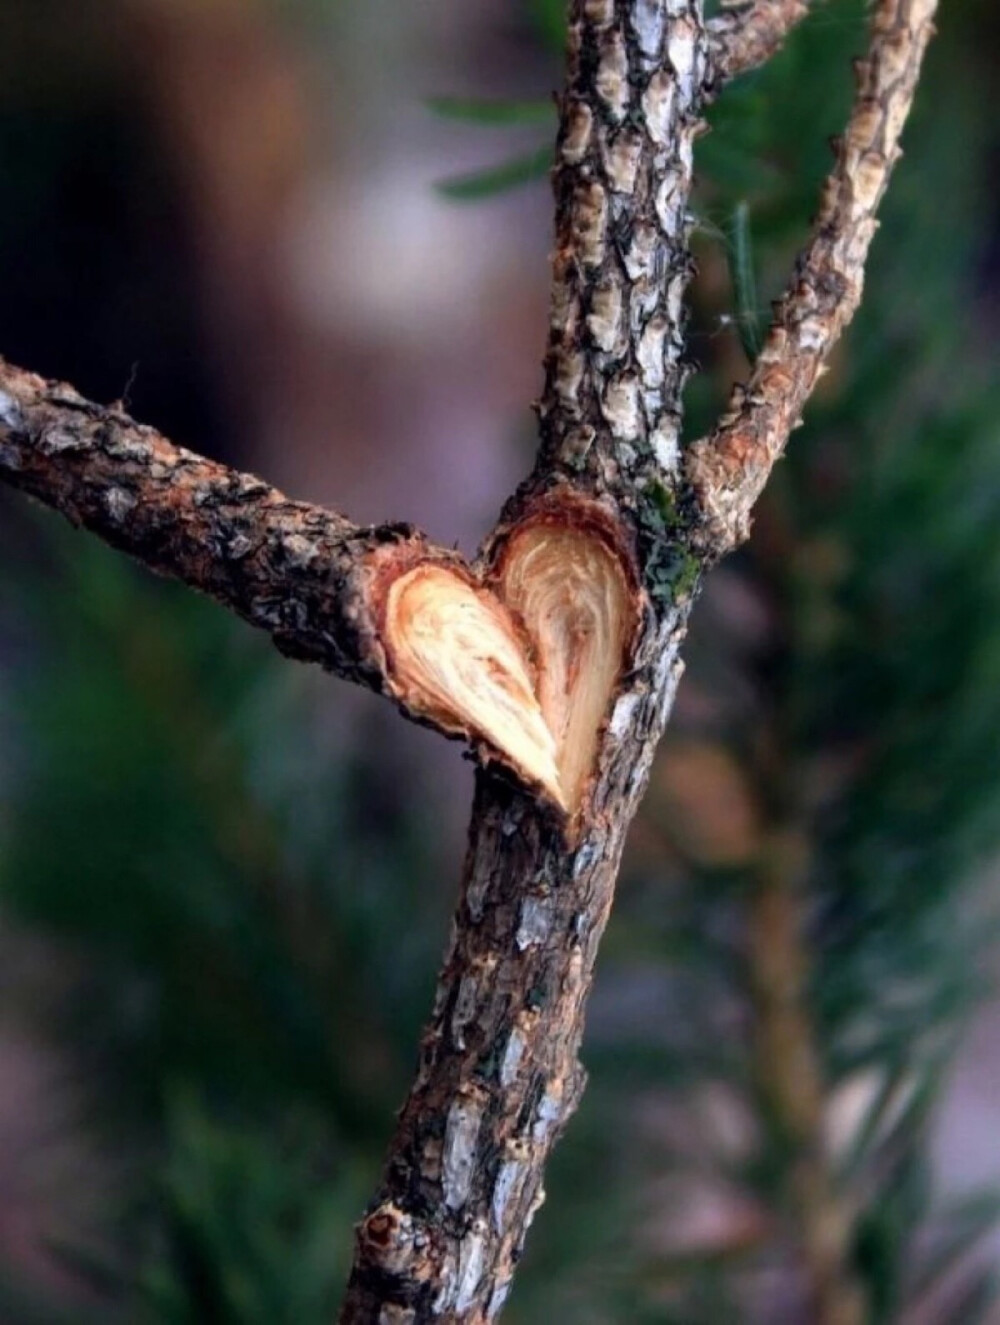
339,0 -> 938,1316
339,2 -> 710,1318
341,618 -> 690,1323
533,0 -> 707,500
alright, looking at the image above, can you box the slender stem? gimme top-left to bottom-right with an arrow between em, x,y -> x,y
705,0 -> 814,91
748,832 -> 865,1325
687,0 -> 940,556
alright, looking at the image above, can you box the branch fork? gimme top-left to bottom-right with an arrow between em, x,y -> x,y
0,0 -> 940,1318
0,359 -> 638,821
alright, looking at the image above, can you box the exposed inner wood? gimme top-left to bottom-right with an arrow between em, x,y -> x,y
383,565 -> 564,806
382,524 -> 635,815
498,523 -> 634,813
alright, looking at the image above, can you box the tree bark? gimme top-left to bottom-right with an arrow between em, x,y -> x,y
705,0 -> 815,91
340,0 -> 937,1318
0,0 -> 938,1319
687,0 -> 939,555
0,358 -> 440,689
339,2 -> 709,1318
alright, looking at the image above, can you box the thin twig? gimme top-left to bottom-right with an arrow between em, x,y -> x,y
706,0 -> 814,91
687,0 -> 939,556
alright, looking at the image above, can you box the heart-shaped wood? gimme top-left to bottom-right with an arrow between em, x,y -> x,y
384,564 -> 564,803
381,511 -> 637,814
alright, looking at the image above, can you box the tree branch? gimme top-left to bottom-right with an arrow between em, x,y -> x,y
0,0 -> 940,1318
0,359 -> 424,679
0,358 -> 567,804
705,0 -> 814,91
338,0 -> 939,1317
687,0 -> 938,556
532,0 -> 705,496
749,832 -> 866,1325
339,1 -> 710,1319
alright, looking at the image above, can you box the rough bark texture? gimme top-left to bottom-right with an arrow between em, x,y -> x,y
531,0 -> 706,500
0,0 -> 940,1319
0,357 -> 436,690
338,3 -> 709,1316
686,0 -> 938,556
0,358 -> 575,803
705,0 -> 813,91
343,630 -> 687,1323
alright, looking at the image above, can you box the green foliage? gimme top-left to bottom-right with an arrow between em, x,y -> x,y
434,145 -> 554,202
525,0 -> 566,52
427,94 -> 555,199
426,97 -> 553,127
135,1091 -> 369,1324
0,526 -> 448,1318
427,1 -> 564,198
724,202 -> 763,363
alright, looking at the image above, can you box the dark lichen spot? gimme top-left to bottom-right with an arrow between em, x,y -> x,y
635,481 -> 702,608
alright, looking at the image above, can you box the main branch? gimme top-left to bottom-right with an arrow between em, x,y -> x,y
339,0 -> 709,1319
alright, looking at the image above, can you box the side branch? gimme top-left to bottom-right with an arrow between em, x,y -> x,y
0,359 -> 624,809
0,357 -> 429,683
749,833 -> 866,1325
705,0 -> 813,91
687,0 -> 938,555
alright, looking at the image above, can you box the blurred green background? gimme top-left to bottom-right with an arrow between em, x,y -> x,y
0,1 -> 999,1321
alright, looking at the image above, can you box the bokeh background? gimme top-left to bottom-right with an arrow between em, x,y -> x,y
0,1 -> 998,1321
